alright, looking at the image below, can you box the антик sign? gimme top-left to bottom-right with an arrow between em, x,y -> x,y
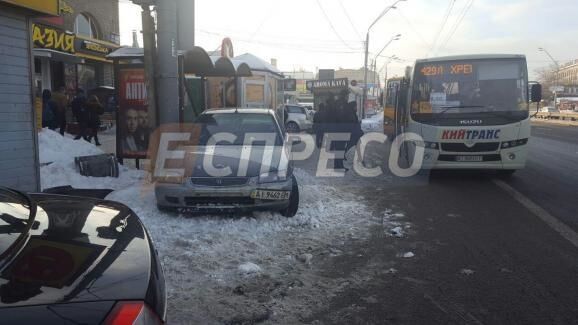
1,0 -> 59,15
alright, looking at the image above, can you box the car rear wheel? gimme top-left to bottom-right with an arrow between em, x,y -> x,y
286,122 -> 300,133
281,176 -> 299,218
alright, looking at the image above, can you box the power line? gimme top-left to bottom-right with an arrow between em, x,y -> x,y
315,0 -> 360,50
427,0 -> 456,57
338,0 -> 363,41
197,29 -> 362,54
438,0 -> 475,52
247,1 -> 277,42
397,9 -> 431,50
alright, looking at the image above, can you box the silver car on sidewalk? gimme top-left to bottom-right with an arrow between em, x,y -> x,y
155,108 -> 299,217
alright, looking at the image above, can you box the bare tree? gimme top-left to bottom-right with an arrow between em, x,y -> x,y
534,64 -> 558,101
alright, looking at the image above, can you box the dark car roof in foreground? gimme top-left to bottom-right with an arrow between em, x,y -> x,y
0,192 -> 152,308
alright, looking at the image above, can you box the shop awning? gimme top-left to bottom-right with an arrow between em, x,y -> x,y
33,49 -> 83,64
106,47 -> 144,59
107,46 -> 254,77
207,56 -> 252,77
183,47 -> 252,77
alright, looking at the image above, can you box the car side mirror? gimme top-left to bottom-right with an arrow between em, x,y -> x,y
531,84 -> 542,103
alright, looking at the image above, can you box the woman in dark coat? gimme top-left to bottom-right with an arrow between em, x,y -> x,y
86,95 -> 104,146
41,89 -> 57,129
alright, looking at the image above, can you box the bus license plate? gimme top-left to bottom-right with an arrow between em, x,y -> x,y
455,155 -> 483,162
251,190 -> 291,200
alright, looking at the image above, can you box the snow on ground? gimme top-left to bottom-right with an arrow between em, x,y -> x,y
38,129 -> 146,190
38,129 -> 397,323
107,168 -> 376,323
361,113 -> 384,133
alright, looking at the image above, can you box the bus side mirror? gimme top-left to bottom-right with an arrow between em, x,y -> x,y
531,84 -> 542,103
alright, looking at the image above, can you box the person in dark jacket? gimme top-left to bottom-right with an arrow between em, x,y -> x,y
344,101 -> 363,151
313,103 -> 327,148
41,89 -> 57,130
86,95 -> 104,146
71,88 -> 88,140
51,86 -> 68,135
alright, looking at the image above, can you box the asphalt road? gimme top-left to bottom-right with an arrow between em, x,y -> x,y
296,121 -> 578,324
505,121 -> 578,230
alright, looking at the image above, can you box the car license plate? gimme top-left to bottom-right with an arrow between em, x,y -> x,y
251,190 -> 291,200
455,155 -> 483,162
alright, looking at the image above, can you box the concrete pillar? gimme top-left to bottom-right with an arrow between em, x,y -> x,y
156,0 -> 179,124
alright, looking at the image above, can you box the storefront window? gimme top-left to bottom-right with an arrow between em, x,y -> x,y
77,64 -> 96,92
75,13 -> 98,39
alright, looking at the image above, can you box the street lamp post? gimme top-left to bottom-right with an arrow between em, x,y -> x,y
539,47 -> 560,110
378,55 -> 399,106
374,35 -> 401,96
361,0 -> 406,119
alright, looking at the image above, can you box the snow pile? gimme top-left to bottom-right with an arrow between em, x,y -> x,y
38,129 -> 102,164
402,252 -> 415,258
238,262 -> 262,276
383,209 -> 411,238
361,113 -> 384,133
106,168 -> 376,323
38,129 -> 391,323
38,129 -> 147,190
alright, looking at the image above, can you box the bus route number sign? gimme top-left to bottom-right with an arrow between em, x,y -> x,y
420,64 -> 473,76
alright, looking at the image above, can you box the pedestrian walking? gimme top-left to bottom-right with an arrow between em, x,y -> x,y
313,103 -> 327,148
41,89 -> 57,130
86,95 -> 104,146
51,86 -> 68,135
71,88 -> 88,141
331,94 -> 351,170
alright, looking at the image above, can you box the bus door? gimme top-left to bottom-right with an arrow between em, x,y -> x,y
394,78 -> 410,139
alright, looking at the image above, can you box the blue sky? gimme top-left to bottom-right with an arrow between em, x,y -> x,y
119,0 -> 578,79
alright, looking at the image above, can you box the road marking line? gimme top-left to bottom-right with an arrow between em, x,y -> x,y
493,179 -> 578,248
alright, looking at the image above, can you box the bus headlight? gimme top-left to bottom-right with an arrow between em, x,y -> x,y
501,138 -> 528,149
416,141 -> 439,150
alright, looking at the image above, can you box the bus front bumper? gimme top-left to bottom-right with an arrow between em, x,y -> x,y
419,146 -> 528,170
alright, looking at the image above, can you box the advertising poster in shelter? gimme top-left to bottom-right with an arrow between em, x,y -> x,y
117,68 -> 151,159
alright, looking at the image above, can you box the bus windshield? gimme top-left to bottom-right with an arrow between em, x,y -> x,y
411,59 -> 529,124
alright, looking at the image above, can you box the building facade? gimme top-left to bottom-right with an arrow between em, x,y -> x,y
334,68 -> 379,88
557,59 -> 578,87
282,70 -> 315,104
0,0 -> 60,191
31,0 -> 120,97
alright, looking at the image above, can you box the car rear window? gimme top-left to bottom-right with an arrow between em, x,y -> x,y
287,106 -> 305,114
195,113 -> 283,146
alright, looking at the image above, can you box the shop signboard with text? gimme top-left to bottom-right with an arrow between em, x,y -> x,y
117,68 -> 151,159
1,0 -> 59,15
31,24 -> 75,54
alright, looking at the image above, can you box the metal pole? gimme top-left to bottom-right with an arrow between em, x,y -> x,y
141,6 -> 158,128
156,0 -> 180,124
177,0 -> 195,51
362,33 -> 369,120
361,0 -> 405,120
539,47 -> 560,110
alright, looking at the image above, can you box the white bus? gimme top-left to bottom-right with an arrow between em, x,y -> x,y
398,54 -> 541,175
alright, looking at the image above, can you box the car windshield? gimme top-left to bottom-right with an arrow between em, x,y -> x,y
195,112 -> 283,146
0,190 -> 33,257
